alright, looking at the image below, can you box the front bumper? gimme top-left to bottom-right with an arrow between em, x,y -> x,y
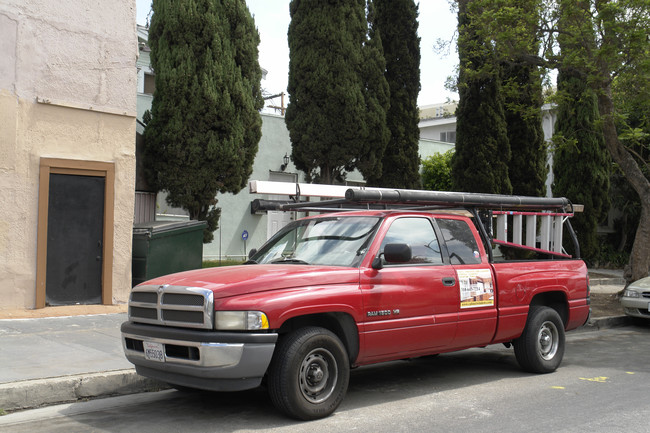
620,297 -> 650,320
121,321 -> 278,391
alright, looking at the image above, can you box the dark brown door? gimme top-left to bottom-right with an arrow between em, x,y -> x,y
46,174 -> 105,305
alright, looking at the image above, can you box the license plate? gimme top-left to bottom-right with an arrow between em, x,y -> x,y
144,341 -> 165,362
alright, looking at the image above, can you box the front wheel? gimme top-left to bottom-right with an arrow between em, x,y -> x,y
268,327 -> 350,420
513,306 -> 565,373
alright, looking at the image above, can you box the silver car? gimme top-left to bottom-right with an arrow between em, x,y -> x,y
620,276 -> 650,319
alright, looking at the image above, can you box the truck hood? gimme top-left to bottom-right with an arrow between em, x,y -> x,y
141,264 -> 360,299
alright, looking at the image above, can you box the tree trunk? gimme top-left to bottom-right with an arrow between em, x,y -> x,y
597,84 -> 650,285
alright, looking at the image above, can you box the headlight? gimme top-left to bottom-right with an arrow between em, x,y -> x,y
623,289 -> 640,298
214,311 -> 269,330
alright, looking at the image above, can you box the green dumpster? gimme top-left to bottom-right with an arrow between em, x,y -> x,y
132,220 -> 207,287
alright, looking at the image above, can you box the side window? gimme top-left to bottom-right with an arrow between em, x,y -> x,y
380,218 -> 442,264
436,219 -> 482,265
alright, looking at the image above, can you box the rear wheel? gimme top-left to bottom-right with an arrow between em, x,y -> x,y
268,327 -> 350,420
514,306 -> 565,373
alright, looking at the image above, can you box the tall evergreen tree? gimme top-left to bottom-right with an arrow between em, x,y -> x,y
452,0 -> 512,194
286,0 -> 389,184
500,0 -> 547,197
355,0 -> 391,182
369,0 -> 421,188
552,1 -> 610,262
143,0 -> 263,242
503,60 -> 547,197
553,71 -> 610,261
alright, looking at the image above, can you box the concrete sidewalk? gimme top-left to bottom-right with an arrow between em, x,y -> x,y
0,270 -> 632,414
0,312 -> 168,413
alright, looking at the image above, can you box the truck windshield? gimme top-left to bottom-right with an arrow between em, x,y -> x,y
250,216 -> 381,267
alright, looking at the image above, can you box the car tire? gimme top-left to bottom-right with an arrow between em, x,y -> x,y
268,326 -> 350,420
513,306 -> 565,373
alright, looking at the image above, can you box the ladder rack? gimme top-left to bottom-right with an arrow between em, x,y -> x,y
248,180 -> 581,259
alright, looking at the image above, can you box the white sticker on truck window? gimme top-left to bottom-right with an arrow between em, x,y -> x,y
457,269 -> 494,308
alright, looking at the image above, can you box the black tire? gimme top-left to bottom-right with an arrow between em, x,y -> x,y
268,327 -> 350,420
513,306 -> 565,373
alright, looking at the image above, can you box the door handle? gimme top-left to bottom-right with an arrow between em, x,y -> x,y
442,277 -> 456,286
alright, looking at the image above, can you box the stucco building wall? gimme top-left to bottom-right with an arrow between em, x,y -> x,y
0,0 -> 137,309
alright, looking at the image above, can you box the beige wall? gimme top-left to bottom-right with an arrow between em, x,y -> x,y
0,0 -> 137,309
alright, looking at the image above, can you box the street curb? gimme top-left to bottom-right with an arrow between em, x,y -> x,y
0,369 -> 169,413
573,315 -> 633,333
589,277 -> 626,286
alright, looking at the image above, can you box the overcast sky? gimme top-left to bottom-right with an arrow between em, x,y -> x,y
135,0 -> 459,108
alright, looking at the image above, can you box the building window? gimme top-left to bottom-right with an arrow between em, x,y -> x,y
440,131 -> 456,143
144,73 -> 155,95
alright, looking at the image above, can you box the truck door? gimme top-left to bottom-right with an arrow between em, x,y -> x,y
436,218 -> 497,349
359,216 -> 458,362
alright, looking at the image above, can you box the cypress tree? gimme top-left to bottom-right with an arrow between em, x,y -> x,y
369,0 -> 421,188
453,0 -> 512,194
552,70 -> 610,261
503,59 -> 547,197
143,0 -> 263,243
499,0 -> 547,197
552,0 -> 610,262
355,0 -> 391,182
286,0 -> 389,184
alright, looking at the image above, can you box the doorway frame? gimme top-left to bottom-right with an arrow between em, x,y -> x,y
36,158 -> 115,308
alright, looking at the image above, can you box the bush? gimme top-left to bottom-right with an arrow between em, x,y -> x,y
421,150 -> 454,191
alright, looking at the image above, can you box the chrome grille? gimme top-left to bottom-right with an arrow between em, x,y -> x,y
163,293 -> 204,306
162,309 -> 204,323
131,292 -> 157,303
128,285 -> 214,329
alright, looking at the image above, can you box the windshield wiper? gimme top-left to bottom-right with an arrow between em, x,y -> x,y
270,258 -> 309,265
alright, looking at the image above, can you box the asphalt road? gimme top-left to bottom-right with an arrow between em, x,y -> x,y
2,323 -> 649,433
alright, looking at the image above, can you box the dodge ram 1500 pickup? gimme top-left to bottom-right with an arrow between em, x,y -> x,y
121,188 -> 590,420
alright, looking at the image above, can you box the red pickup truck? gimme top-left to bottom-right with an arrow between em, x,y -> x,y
121,189 -> 590,420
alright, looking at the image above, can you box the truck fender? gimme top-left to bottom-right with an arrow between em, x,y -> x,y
276,311 -> 360,364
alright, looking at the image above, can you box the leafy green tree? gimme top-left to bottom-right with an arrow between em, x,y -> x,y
594,1 -> 650,282
286,0 -> 389,184
607,30 -> 650,264
464,0 -> 650,282
368,0 -> 421,188
452,0 -> 512,195
422,150 -> 454,191
550,0 -> 649,281
143,0 -> 263,243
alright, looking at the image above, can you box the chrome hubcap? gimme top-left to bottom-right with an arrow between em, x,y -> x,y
537,320 -> 559,360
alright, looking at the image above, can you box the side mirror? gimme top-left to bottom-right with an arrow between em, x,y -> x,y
248,248 -> 258,259
384,243 -> 411,263
372,243 -> 412,269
